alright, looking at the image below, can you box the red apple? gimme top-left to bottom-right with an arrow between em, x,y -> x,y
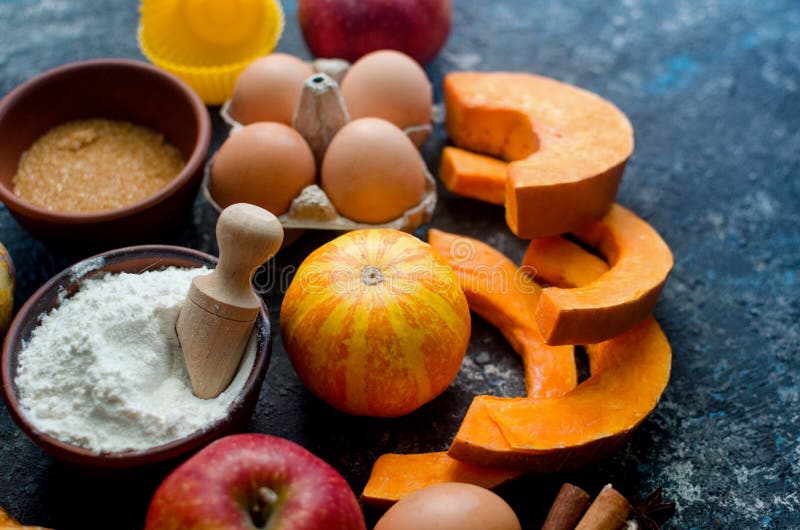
298,0 -> 452,65
145,434 -> 366,530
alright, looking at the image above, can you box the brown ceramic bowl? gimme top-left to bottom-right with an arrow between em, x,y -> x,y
0,59 -> 211,247
1,245 -> 271,470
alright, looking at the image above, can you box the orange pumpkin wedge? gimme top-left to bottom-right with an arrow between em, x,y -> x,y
523,236 -> 609,288
449,316 -> 671,472
445,236 -> 603,469
440,146 -> 508,205
444,72 -> 633,238
428,228 -> 576,398
448,234 -> 671,471
532,204 -> 673,345
360,452 -> 520,508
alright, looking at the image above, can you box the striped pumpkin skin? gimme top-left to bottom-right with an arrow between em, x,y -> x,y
0,242 -> 13,336
281,229 -> 471,418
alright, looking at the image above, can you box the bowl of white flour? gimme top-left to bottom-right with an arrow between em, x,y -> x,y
1,245 -> 271,469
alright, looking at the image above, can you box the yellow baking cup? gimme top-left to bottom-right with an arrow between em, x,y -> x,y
138,0 -> 285,105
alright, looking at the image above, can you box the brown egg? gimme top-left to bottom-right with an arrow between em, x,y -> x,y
340,50 -> 432,132
321,118 -> 426,224
228,53 -> 315,125
375,483 -> 522,530
210,122 -> 316,215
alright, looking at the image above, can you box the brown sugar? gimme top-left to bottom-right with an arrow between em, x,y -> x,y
13,118 -> 185,213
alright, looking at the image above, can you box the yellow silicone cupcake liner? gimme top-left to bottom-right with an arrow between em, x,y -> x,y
138,0 -> 285,105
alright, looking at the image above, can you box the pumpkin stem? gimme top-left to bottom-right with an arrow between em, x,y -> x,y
361,265 -> 384,286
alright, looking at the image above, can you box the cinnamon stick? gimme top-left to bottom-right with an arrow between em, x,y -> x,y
575,484 -> 632,530
542,483 -> 591,530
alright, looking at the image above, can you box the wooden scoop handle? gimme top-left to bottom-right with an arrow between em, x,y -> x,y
177,204 -> 283,399
205,203 -> 284,309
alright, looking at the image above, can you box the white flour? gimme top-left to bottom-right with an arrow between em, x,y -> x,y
15,266 -> 256,454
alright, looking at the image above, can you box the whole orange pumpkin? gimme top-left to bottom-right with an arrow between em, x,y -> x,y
281,229 -> 471,418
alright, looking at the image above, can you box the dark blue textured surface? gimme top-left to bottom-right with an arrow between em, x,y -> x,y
1,1 -> 799,528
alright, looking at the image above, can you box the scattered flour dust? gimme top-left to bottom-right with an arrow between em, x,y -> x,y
15,267 -> 256,454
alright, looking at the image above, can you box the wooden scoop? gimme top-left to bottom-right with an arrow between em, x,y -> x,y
176,203 -> 284,398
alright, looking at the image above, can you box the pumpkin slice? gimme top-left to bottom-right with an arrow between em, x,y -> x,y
439,146 -> 508,205
523,236 -> 609,288
449,316 -> 671,472
449,234 -> 670,471
533,204 -> 673,345
360,452 -> 520,508
428,228 -> 576,398
487,318 -> 671,457
444,72 -> 633,237
447,234 -> 610,469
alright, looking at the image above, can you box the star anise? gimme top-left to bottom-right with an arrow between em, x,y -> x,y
631,487 -> 676,530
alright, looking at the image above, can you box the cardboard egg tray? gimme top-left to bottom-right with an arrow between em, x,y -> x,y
203,58 -> 436,233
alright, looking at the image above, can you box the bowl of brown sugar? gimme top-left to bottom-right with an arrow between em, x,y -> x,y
0,59 -> 211,247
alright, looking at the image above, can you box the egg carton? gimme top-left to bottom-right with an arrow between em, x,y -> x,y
204,58 -> 436,233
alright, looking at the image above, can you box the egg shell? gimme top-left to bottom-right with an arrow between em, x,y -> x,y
375,482 -> 522,530
210,122 -> 316,216
340,50 -> 432,131
228,53 -> 315,125
321,118 -> 426,224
